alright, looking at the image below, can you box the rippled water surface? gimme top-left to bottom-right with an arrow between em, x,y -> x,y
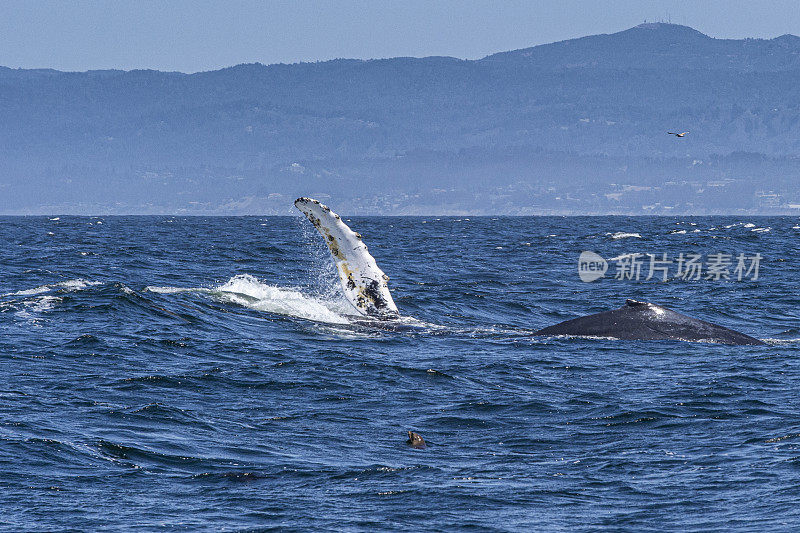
1,215 -> 799,531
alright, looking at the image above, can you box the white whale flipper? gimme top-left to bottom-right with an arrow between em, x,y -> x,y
294,197 -> 399,319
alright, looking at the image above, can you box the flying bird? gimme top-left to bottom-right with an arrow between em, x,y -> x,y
667,131 -> 689,137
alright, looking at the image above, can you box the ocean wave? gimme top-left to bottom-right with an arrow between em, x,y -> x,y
146,274 -> 352,324
723,222 -> 762,229
608,252 -> 643,262
607,232 -> 641,239
2,215 -> 798,531
762,338 -> 800,345
1,279 -> 103,321
3,279 -> 102,298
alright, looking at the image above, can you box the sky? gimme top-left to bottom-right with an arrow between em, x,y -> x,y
2,0 -> 800,73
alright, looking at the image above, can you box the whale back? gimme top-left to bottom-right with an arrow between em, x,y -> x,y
294,197 -> 398,319
535,299 -> 764,345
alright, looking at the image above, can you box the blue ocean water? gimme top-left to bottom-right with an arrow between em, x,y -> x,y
1,215 -> 799,531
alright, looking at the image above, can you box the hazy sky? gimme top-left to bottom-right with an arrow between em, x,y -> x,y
2,0 -> 800,72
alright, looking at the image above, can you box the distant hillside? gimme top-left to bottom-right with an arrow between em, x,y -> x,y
1,23 -> 799,214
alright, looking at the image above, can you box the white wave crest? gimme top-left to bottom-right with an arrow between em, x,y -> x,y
3,279 -> 102,297
10,295 -> 63,323
607,232 -> 641,240
146,274 -> 352,324
144,286 -> 197,295
608,252 -> 643,262
763,338 -> 800,345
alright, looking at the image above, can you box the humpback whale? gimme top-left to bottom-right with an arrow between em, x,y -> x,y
295,198 -> 764,345
535,299 -> 764,345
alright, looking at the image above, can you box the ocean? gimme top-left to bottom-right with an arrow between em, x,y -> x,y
1,215 -> 798,531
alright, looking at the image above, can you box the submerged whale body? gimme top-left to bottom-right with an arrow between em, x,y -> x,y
535,299 -> 764,345
295,197 -> 763,344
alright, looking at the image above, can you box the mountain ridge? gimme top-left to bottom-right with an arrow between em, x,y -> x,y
1,23 -> 799,214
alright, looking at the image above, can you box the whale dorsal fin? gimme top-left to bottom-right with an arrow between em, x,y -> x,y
294,197 -> 398,319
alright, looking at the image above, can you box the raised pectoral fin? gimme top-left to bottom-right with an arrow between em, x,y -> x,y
295,197 -> 398,318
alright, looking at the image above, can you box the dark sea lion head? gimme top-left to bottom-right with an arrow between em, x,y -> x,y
406,431 -> 426,448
